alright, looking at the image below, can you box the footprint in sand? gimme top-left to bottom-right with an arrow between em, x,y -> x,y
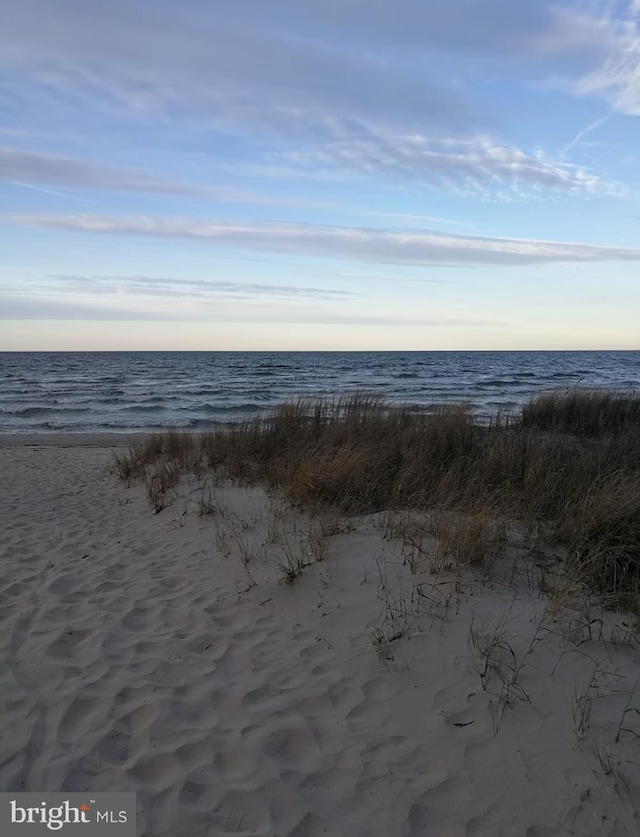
134,640 -> 164,656
263,727 -> 322,773
212,790 -> 271,835
402,799 -> 444,836
294,691 -> 334,717
48,573 -> 84,595
174,740 -> 215,769
146,661 -> 186,687
241,683 -> 273,710
122,606 -> 159,632
301,766 -> 356,807
97,729 -> 133,766
58,694 -> 101,743
177,778 -> 218,811
112,683 -> 155,711
96,704 -> 157,766
287,812 -> 344,837
186,633 -> 229,659
1,581 -> 29,599
94,581 -> 120,595
128,752 -> 184,793
213,749 -> 257,782
169,699 -> 218,731
47,629 -> 95,661
158,575 -> 189,592
362,677 -> 395,702
61,767 -> 95,793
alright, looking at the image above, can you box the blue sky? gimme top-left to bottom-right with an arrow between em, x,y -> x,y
1,0 -> 640,350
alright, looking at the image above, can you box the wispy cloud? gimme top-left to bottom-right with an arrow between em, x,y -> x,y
1,276 -> 506,328
0,146 -> 209,195
7,180 -> 97,204
2,146 -> 485,223
0,147 -> 398,216
549,3 -> 640,115
6,213 -> 640,266
2,1 -> 633,205
360,211 -> 472,229
0,273 -> 356,322
0,291 -> 511,327
1,0 -> 627,136
561,113 -> 613,158
0,0 -> 476,140
276,131 -> 621,197
44,274 -> 354,301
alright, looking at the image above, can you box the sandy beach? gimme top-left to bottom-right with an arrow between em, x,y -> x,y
2,434 -> 640,836
5,0 -> 640,829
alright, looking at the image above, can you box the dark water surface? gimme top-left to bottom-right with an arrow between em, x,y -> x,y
0,351 -> 638,433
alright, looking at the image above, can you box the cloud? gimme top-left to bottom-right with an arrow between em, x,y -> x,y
0,146 -> 210,195
276,131 -> 620,197
1,283 -> 506,328
5,146 -> 448,212
0,273 -> 358,328
560,113 -> 613,158
45,274 -> 354,301
207,0 -> 550,56
0,295 -> 168,321
0,0 -> 622,136
1,147 -> 323,206
0,0 -> 476,141
3,146 -> 488,217
6,212 -> 640,266
3,0 -> 633,205
572,37 -> 640,115
546,3 -> 640,115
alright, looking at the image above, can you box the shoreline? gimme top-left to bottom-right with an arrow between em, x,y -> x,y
0,431 -> 149,447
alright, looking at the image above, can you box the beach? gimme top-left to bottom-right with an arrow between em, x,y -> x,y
2,429 -> 640,836
4,0 -> 640,827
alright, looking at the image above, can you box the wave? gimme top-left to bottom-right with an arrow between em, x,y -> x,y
0,406 -> 91,417
483,400 -> 520,409
186,403 -> 265,414
185,417 -> 236,429
476,379 -> 528,387
1,351 -> 638,433
132,395 -> 181,404
158,388 -> 226,397
119,405 -> 167,414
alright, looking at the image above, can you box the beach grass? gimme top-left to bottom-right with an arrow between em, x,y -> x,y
112,388 -> 640,610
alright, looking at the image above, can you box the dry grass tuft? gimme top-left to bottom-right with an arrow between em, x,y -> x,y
520,389 -> 640,437
433,508 -> 507,569
145,461 -> 181,513
113,389 -> 640,610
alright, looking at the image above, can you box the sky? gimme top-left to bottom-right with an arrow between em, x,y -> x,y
1,0 -> 640,351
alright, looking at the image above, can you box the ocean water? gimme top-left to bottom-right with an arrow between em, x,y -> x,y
0,351 -> 638,433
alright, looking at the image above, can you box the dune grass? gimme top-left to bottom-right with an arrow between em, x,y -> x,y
520,389 -> 640,437
113,389 -> 640,610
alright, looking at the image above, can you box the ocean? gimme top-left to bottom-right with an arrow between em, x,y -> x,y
0,351 -> 638,433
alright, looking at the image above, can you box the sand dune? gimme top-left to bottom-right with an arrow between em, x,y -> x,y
1,437 -> 640,836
